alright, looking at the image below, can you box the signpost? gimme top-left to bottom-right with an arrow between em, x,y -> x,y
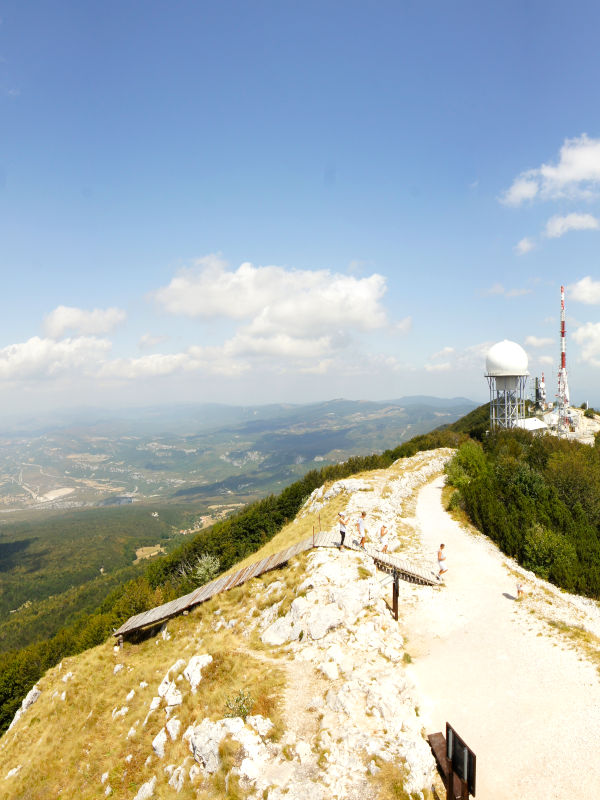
445,722 -> 476,799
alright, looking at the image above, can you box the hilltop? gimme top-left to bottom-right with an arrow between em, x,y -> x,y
0,449 -> 452,800
3,437 -> 600,798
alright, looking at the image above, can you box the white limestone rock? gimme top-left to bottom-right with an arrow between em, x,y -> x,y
101,771 -> 109,784
267,780 -> 326,800
295,740 -> 312,764
261,614 -> 302,646
166,717 -> 181,741
319,660 -> 339,681
183,654 -> 213,692
126,689 -> 135,701
158,660 -> 186,696
183,719 -> 227,773
306,602 -> 344,640
4,766 -> 22,780
133,775 -> 156,800
246,714 -> 273,738
113,664 -> 124,674
7,684 -> 41,731
168,765 -> 185,792
112,706 -> 128,720
163,683 -> 183,708
152,728 -> 168,758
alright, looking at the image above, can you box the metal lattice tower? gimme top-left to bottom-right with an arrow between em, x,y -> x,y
485,340 -> 529,430
556,285 -> 570,436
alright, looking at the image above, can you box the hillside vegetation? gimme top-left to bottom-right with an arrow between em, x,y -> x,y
0,505 -> 203,653
0,429 -> 465,736
446,429 -> 600,597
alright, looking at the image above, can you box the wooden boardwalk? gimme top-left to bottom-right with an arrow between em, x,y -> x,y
113,531 -> 438,641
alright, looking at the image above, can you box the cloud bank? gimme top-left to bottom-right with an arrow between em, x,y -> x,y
502,134 -> 600,206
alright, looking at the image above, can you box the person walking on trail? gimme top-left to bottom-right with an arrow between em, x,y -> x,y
437,543 -> 447,579
379,524 -> 389,553
338,512 -> 348,549
357,511 -> 367,547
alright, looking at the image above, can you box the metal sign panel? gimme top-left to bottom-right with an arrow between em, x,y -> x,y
446,722 -> 476,796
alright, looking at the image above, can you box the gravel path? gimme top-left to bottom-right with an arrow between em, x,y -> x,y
402,475 -> 600,799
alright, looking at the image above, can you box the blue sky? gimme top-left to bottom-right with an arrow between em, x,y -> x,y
1,1 -> 600,414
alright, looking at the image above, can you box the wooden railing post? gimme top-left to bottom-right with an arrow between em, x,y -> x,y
392,573 -> 399,621
446,756 -> 454,800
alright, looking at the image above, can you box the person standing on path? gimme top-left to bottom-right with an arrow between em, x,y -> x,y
437,543 -> 447,579
379,524 -> 389,553
338,512 -> 348,549
357,511 -> 367,547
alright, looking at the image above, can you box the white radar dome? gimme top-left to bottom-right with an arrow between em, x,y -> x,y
485,340 -> 529,376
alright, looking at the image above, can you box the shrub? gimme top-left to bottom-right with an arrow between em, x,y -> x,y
224,689 -> 254,720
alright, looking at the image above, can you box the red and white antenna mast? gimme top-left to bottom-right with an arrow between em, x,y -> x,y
557,285 -> 570,433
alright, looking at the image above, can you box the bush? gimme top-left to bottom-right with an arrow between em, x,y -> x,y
224,689 -> 254,720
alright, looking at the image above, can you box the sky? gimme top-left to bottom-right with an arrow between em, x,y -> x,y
2,1 -> 600,416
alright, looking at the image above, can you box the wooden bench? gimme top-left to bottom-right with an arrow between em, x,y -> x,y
427,732 -> 469,799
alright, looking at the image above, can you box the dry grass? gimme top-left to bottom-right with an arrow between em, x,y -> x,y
371,758 -> 434,800
0,450 -> 452,800
0,583 -> 287,800
223,476 -> 377,576
544,618 -> 600,674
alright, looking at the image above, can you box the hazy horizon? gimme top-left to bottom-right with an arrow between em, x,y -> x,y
2,3 -> 600,414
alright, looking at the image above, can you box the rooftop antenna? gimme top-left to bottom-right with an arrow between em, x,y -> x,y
557,285 -> 570,435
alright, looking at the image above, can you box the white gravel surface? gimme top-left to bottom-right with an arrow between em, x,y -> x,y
402,475 -> 600,800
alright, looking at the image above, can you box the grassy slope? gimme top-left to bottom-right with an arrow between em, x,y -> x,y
0,451 -> 444,800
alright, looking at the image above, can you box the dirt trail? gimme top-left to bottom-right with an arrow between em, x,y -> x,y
403,476 -> 600,800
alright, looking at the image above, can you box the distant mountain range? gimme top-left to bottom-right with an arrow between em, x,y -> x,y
0,397 -> 478,512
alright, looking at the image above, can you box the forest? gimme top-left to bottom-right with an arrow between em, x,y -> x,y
445,428 -> 600,596
0,427 -> 463,734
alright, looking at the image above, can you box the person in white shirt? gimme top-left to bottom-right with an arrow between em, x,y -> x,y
437,543 -> 447,579
338,512 -> 348,549
356,511 -> 367,547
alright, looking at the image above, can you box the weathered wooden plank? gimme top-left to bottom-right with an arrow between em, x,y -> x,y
427,732 -> 465,799
114,525 -> 438,639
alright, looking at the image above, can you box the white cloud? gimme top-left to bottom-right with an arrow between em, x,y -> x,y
98,352 -> 196,380
425,362 -> 451,372
539,355 -> 554,365
544,213 -> 599,238
573,322 -> 600,367
525,336 -> 554,347
483,282 -> 506,295
502,177 -> 539,206
151,255 -> 409,375
44,305 -> 126,339
482,283 -> 530,298
138,333 -> 167,350
431,346 -> 455,360
515,237 -> 535,255
569,276 -> 600,304
424,341 -> 492,374
394,317 -> 412,334
0,336 -> 111,380
154,256 -> 388,335
501,134 -> 600,206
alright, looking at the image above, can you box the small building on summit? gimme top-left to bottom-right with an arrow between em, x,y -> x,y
485,340 -> 529,430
